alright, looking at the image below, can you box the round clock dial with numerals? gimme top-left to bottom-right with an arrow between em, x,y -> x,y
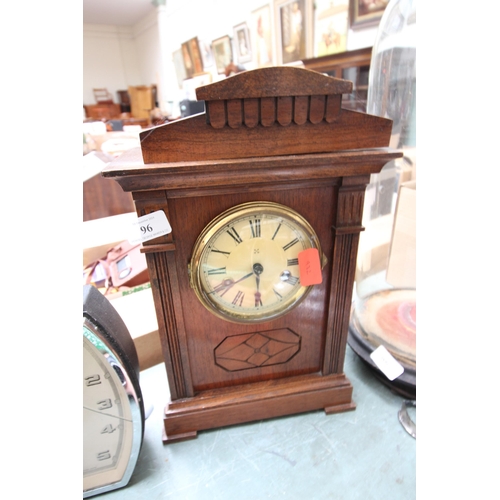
83,285 -> 145,498
190,201 -> 322,323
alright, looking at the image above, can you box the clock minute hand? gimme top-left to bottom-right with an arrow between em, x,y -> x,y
234,271 -> 255,284
218,271 -> 254,297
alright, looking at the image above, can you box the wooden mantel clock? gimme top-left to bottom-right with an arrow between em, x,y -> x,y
102,66 -> 401,443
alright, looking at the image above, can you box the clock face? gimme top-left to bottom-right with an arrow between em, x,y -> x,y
190,201 -> 322,323
83,319 -> 143,498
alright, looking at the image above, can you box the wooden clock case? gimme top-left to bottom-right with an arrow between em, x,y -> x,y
102,66 -> 401,443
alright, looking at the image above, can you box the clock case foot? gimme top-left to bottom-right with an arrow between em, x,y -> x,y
162,372 -> 355,443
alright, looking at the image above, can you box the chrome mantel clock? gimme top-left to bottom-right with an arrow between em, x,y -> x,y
102,66 -> 401,443
83,284 -> 145,496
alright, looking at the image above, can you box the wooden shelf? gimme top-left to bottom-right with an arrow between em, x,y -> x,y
303,47 -> 372,112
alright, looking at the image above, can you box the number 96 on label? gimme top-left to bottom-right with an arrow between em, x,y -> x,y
129,210 -> 172,244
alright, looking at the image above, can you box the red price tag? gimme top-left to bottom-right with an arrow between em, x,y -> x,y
298,248 -> 322,286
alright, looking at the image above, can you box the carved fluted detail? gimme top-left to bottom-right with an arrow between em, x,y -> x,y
323,176 -> 368,375
337,186 -> 365,228
206,94 -> 342,129
147,251 -> 192,400
323,232 -> 359,374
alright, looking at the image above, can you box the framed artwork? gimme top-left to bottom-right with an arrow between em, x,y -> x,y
172,48 -> 187,88
250,4 -> 274,67
181,41 -> 195,78
188,37 -> 204,74
349,0 -> 389,29
314,0 -> 349,57
181,38 -> 204,78
212,35 -> 233,74
274,0 -> 313,65
233,22 -> 252,64
199,40 -> 214,69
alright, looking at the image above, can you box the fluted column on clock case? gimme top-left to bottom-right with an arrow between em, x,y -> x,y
323,174 -> 370,375
132,192 -> 194,401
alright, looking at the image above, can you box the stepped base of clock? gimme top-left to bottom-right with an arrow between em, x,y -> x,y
162,372 -> 355,443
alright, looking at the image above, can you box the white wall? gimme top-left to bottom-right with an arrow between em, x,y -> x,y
132,11 -> 162,101
83,24 -> 141,105
83,0 -> 379,112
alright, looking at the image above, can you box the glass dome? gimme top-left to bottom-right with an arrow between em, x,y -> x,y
348,0 -> 416,397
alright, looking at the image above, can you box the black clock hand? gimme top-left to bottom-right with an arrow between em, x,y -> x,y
221,271 -> 254,297
253,263 -> 263,306
253,264 -> 264,290
213,271 -> 254,297
234,271 -> 255,285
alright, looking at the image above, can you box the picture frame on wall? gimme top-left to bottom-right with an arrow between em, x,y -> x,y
314,0 -> 349,57
212,35 -> 233,74
199,40 -> 214,69
181,38 -> 204,78
181,41 -> 195,78
250,4 -> 274,67
188,37 -> 204,74
233,22 -> 252,64
274,0 -> 313,65
172,48 -> 187,88
349,0 -> 389,29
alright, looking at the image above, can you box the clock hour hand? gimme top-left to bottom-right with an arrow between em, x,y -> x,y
253,263 -> 263,288
253,263 -> 263,306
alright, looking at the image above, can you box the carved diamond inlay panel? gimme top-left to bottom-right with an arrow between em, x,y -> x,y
215,329 -> 301,371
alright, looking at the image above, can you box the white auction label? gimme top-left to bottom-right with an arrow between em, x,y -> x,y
129,210 -> 172,244
370,345 -> 404,381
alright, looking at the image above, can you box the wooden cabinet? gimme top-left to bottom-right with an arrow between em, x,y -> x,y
303,47 -> 372,112
117,90 -> 131,113
84,103 -> 121,121
128,85 -> 155,122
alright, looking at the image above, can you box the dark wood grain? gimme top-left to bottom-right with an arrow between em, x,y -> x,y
243,98 -> 259,128
102,66 -> 402,442
277,96 -> 293,126
309,95 -> 326,124
205,100 -> 226,129
137,67 -> 388,164
163,372 -> 355,443
226,99 -> 243,129
195,66 -> 352,100
83,173 -> 135,221
169,185 -> 335,393
325,95 -> 342,123
138,106 -> 392,164
260,97 -> 276,127
102,148 -> 400,193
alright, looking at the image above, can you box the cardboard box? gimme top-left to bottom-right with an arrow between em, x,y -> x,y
83,214 -> 162,370
108,284 -> 162,371
386,181 -> 416,288
83,212 -> 138,267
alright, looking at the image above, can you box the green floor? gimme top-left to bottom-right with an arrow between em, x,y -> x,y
102,345 -> 416,500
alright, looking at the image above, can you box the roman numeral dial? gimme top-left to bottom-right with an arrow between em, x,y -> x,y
190,202 -> 323,323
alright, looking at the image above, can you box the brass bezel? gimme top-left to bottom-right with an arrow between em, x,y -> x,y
189,201 -> 322,324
